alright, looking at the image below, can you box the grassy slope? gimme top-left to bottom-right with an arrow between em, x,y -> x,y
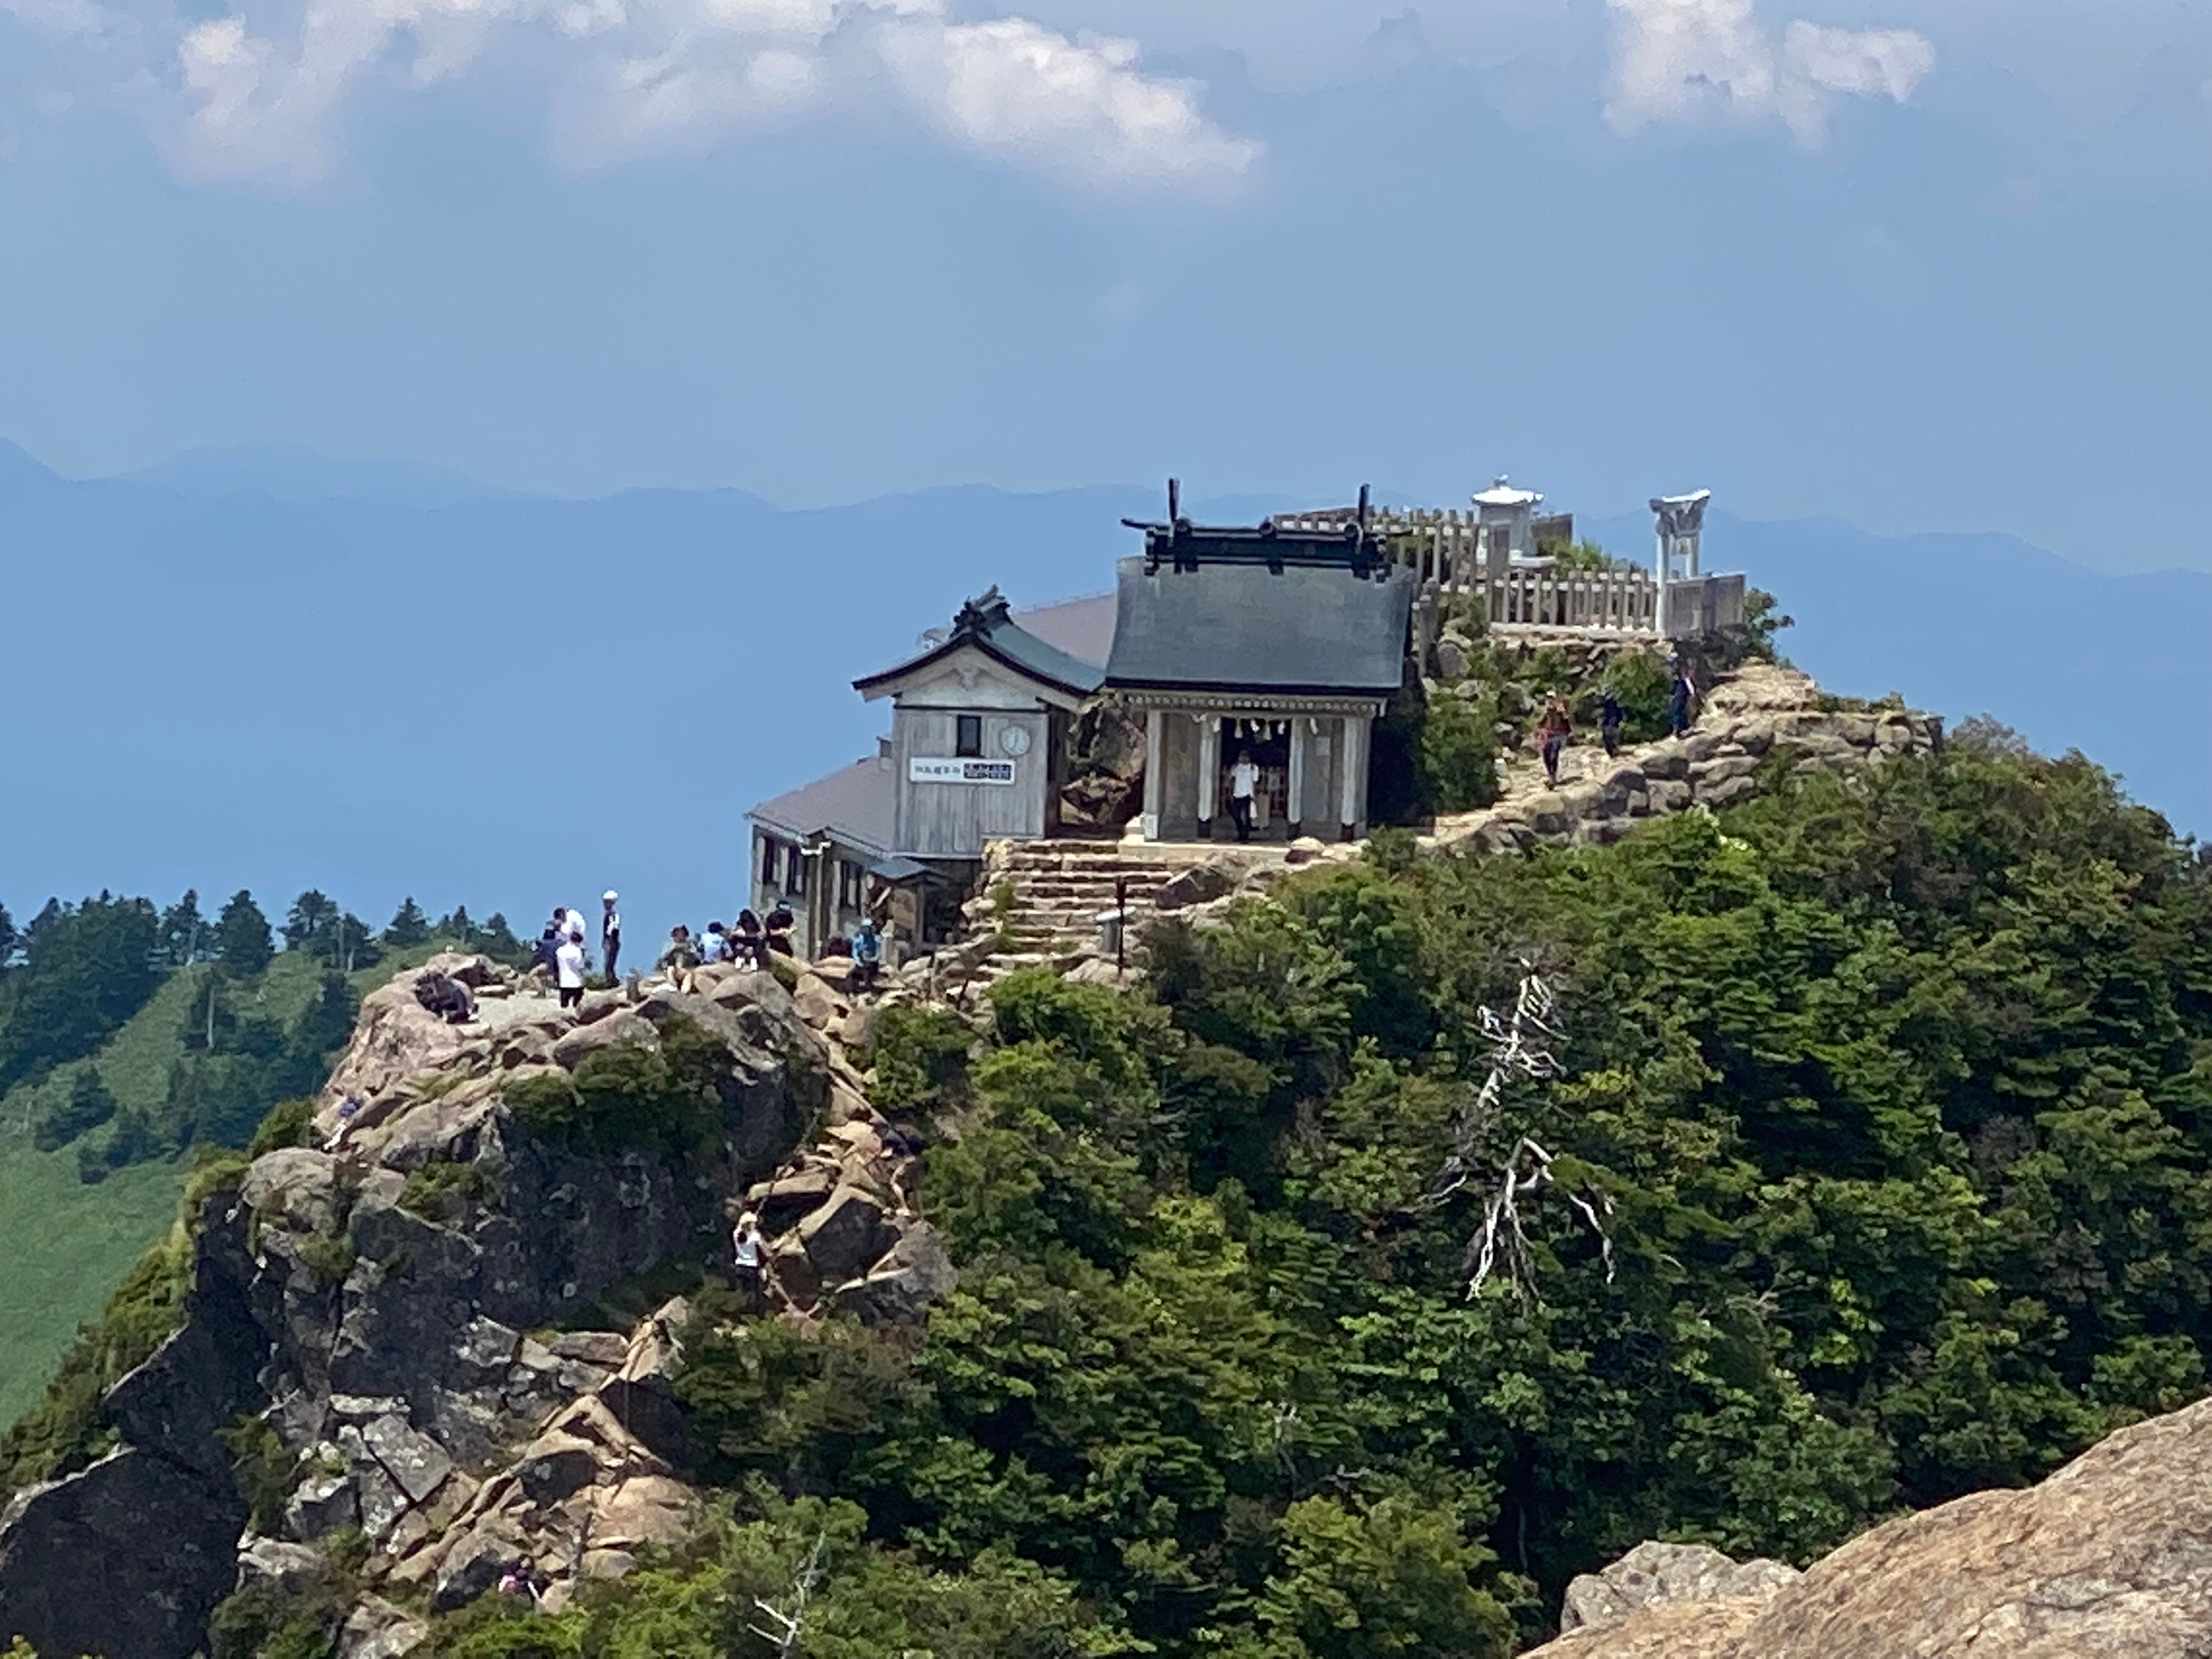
0,945 -> 452,1430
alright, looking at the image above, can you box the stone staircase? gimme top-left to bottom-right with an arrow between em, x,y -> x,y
945,837 -> 1295,985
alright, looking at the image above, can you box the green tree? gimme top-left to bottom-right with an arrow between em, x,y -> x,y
0,893 -> 163,1093
282,890 -> 338,951
215,890 -> 274,977
1418,688 -> 1500,814
156,890 -> 208,967
383,896 -> 432,948
0,901 -> 18,975
1254,1494 -> 1516,1659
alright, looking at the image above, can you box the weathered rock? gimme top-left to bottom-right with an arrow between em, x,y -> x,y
832,1221 -> 959,1324
1154,860 -> 1237,911
590,1474 -> 697,1551
337,1595 -> 428,1659
238,1534 -> 330,1596
515,1432 -> 602,1508
1525,1396 -> 2212,1658
1558,1542 -> 1798,1638
798,1184 -> 895,1284
362,1414 -> 456,1505
1435,636 -> 1471,679
287,1470 -> 360,1540
550,1007 -> 656,1069
428,1527 -> 518,1614
747,1167 -> 839,1233
0,1448 -> 245,1659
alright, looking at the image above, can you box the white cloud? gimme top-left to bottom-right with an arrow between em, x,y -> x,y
878,18 -> 1261,193
15,0 -> 1256,194
1605,0 -> 1933,143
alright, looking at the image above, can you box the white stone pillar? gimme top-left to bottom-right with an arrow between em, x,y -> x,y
1338,714 -> 1368,838
1142,709 -> 1164,842
1197,714 -> 1221,835
1288,718 -> 1310,835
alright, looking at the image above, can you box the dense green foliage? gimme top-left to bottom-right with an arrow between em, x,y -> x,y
505,1013 -> 729,1158
0,894 -> 165,1095
429,731 -> 2212,1658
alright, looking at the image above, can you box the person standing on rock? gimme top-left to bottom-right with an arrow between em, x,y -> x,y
1599,691 -> 1624,758
850,915 -> 884,995
600,891 -> 622,985
555,927 -> 588,1011
1537,695 -> 1572,787
731,1209 -> 767,1313
1227,750 -> 1260,843
1669,661 -> 1697,737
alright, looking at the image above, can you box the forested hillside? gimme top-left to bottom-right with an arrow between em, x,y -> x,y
0,891 -> 526,1427
394,726 -> 2212,1658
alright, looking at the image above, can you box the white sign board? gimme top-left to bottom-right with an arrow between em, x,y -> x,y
909,757 -> 1017,786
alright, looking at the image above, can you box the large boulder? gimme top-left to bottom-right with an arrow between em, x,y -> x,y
1526,1395 -> 2212,1658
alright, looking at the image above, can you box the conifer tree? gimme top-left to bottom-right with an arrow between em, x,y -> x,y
157,890 -> 207,967
216,891 -> 274,978
382,898 -> 432,949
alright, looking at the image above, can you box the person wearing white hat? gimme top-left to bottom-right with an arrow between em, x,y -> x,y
600,890 -> 622,984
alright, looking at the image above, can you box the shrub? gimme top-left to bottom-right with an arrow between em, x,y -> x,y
504,1013 -> 725,1159
32,1067 -> 117,1152
1600,648 -> 1673,743
246,1096 -> 318,1160
862,1002 -> 974,1115
399,1159 -> 503,1224
1419,687 -> 1500,814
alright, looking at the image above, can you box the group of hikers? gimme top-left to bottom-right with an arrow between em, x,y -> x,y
523,888 -> 895,1004
1532,658 -> 1701,788
531,892 -> 623,1009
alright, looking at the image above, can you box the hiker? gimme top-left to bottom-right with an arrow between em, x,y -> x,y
323,1096 -> 360,1153
413,970 -> 475,1025
731,1209 -> 768,1313
849,915 -> 884,995
600,891 -> 622,983
1599,691 -> 1624,758
554,928 -> 588,1011
1669,661 -> 1698,737
1537,694 -> 1572,787
1227,749 -> 1260,843
563,906 -> 588,951
731,909 -> 767,970
764,901 -> 795,956
659,924 -> 697,973
699,922 -> 730,965
535,911 -> 565,979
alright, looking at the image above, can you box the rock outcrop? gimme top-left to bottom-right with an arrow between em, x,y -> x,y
0,950 -> 953,1659
1527,1394 -> 2212,1658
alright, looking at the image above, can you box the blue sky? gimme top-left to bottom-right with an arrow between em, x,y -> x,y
1,0 -> 2206,568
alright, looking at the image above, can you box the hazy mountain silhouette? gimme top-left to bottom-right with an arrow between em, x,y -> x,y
4,442 -> 2203,945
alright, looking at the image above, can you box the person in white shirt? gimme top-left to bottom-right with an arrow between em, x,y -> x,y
731,1209 -> 767,1312
1227,752 -> 1260,843
555,929 -> 588,1011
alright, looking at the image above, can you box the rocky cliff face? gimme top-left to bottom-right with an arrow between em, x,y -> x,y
0,953 -> 945,1659
1530,1394 -> 2212,1658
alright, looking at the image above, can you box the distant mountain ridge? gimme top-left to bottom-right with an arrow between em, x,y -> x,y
2,438 -> 2204,947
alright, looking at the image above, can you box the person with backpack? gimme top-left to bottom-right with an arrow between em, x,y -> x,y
732,910 -> 767,970
1599,691 -> 1624,758
1669,660 -> 1698,737
849,916 -> 884,995
1536,693 -> 1572,787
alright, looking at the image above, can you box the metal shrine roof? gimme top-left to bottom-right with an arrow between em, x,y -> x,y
1104,553 -> 1415,697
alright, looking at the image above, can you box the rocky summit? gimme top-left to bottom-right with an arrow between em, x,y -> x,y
0,953 -> 947,1659
1528,1395 -> 2212,1658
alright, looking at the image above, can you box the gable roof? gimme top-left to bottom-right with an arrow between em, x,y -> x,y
854,586 -> 1107,702
747,753 -> 894,855
1105,555 -> 1414,696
